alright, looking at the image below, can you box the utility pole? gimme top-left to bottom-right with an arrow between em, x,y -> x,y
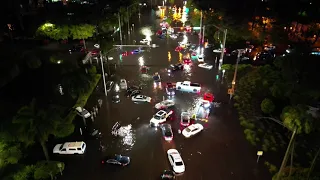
219,29 -> 227,66
202,25 -> 205,44
99,51 -> 108,96
229,49 -> 244,99
199,10 -> 203,45
127,7 -> 130,35
276,129 -> 297,180
118,12 -> 123,45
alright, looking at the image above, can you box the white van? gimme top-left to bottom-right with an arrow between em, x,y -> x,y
53,141 -> 86,155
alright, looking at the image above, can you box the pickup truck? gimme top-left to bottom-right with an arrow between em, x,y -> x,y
176,81 -> 201,93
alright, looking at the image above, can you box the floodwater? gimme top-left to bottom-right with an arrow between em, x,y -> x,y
56,6 -> 270,180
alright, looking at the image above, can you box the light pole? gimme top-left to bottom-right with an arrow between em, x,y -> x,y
199,10 -> 203,45
127,3 -> 146,35
99,48 -> 116,96
229,49 -> 245,99
254,117 -> 297,180
118,12 -> 123,45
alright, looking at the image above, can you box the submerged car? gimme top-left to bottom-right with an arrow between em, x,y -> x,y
162,124 -> 173,141
166,83 -> 175,96
131,95 -> 151,102
182,123 -> 204,138
180,112 -> 191,126
168,63 -> 183,72
75,107 -> 91,118
119,79 -> 128,90
101,154 -> 130,166
112,94 -> 120,103
198,63 -> 213,70
155,99 -> 175,109
161,170 -> 175,179
167,149 -> 185,173
150,110 -> 173,127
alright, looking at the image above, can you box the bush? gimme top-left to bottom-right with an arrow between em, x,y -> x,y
264,161 -> 278,174
244,129 -> 260,146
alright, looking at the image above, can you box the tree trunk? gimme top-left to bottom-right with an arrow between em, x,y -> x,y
83,39 -> 87,50
307,146 -> 320,180
289,140 -> 295,177
40,139 -> 50,161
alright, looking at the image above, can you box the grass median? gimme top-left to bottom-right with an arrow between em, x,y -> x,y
65,74 -> 101,123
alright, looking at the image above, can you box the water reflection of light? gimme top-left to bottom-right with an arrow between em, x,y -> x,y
153,82 -> 162,89
168,51 -> 171,62
179,52 -> 183,62
141,27 -> 153,41
138,57 -> 144,66
117,124 -> 135,150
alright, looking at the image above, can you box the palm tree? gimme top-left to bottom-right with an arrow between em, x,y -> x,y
12,99 -> 74,161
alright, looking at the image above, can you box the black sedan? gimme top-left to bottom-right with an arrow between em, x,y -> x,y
161,124 -> 173,141
101,154 -> 130,166
168,63 -> 183,72
126,89 -> 141,97
161,170 -> 175,179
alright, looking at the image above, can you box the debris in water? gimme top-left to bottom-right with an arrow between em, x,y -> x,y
197,151 -> 202,155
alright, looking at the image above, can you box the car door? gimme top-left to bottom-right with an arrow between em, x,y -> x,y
60,148 -> 67,154
168,155 -> 174,166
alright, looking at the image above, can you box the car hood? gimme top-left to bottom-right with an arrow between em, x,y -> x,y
182,129 -> 190,137
173,165 -> 185,173
53,144 -> 62,153
155,103 -> 162,108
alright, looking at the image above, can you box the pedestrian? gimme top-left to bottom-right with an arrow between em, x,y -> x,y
95,106 -> 98,113
93,110 -> 97,117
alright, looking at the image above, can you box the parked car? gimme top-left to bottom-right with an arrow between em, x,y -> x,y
101,154 -> 130,166
162,124 -> 173,141
150,110 -> 173,127
182,123 -> 204,138
120,79 -> 128,90
198,63 -> 213,70
176,81 -> 201,93
161,170 -> 176,179
131,95 -> 151,102
168,63 -> 183,72
155,99 -> 175,109
53,141 -> 86,155
167,149 -> 185,173
105,81 -> 114,92
75,107 -> 91,118
180,112 -> 191,126
197,55 -> 204,62
127,90 -> 141,97
112,94 -> 120,103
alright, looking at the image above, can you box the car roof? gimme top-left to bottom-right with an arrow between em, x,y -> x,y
162,124 -> 172,129
136,95 -> 143,98
63,141 -> 84,148
170,152 -> 182,161
186,124 -> 198,131
156,110 -> 166,116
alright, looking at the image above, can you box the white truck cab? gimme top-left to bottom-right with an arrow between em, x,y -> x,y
53,141 -> 86,155
176,81 -> 201,93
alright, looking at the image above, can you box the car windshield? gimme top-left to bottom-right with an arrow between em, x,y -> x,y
59,144 -> 64,150
175,161 -> 183,166
185,127 -> 191,132
153,115 -> 161,120
182,118 -> 189,123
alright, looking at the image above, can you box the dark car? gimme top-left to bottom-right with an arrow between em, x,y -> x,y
127,85 -> 142,92
112,94 -> 120,103
166,83 -> 175,96
106,81 -> 114,92
161,170 -> 175,179
161,124 -> 173,141
70,45 -> 85,52
126,89 -> 141,97
101,154 -> 130,166
168,63 -> 183,71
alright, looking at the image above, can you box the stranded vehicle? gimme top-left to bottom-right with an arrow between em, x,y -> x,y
150,110 -> 173,127
176,81 -> 201,93
166,83 -> 175,96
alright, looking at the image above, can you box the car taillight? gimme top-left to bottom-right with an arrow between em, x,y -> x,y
169,110 -> 173,113
101,161 -> 104,164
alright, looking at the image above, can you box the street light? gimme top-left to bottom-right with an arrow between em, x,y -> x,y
229,49 -> 245,99
99,48 -> 117,96
127,3 -> 146,35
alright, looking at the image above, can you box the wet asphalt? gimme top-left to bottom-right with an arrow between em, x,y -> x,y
56,7 -> 271,180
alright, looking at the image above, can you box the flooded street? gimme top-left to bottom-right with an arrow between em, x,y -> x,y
57,7 -> 270,180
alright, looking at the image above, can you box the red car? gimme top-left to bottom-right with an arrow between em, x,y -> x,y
183,58 -> 192,64
122,51 -> 129,56
175,46 -> 184,52
203,93 -> 214,102
90,49 -> 100,56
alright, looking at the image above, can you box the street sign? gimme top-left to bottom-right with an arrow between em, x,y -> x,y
228,88 -> 234,95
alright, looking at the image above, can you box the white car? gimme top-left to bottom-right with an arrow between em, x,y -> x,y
198,63 -> 213,70
197,55 -> 204,62
53,141 -> 86,155
213,49 -> 222,53
170,34 -> 177,39
150,110 -> 173,127
131,95 -> 151,103
119,79 -> 128,90
167,149 -> 185,173
155,99 -> 175,109
107,56 -> 113,60
140,39 -> 150,44
182,123 -> 204,138
75,107 -> 91,118
180,112 -> 191,126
